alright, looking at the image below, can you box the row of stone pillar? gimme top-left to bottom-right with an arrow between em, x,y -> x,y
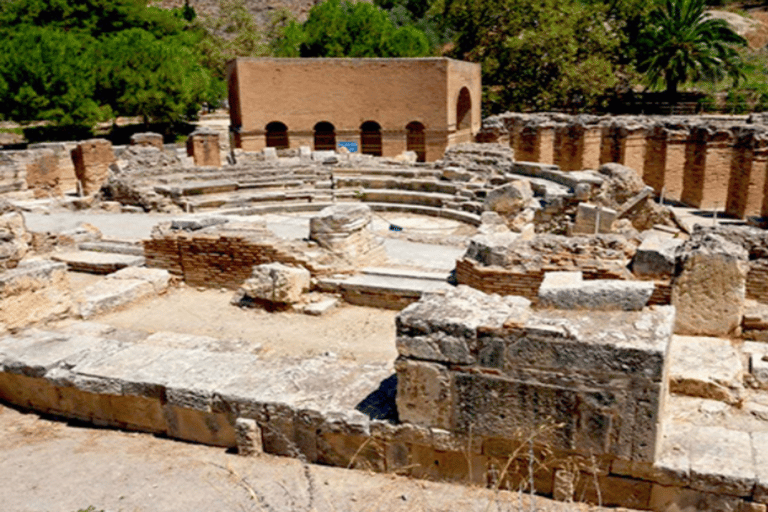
506,119 -> 768,219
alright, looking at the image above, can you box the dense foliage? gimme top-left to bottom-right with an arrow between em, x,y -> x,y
0,0 -> 221,126
0,0 -> 758,130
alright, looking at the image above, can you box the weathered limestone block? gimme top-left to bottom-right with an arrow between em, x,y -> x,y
72,138 -> 115,196
26,149 -> 62,198
672,234 -> 748,336
76,278 -> 154,320
130,132 -> 164,150
668,335 -> 743,404
186,130 -> 221,167
0,260 -> 72,333
572,203 -> 617,234
537,271 -> 654,311
483,180 -> 533,215
235,417 -> 263,456
0,200 -> 30,270
395,359 -> 453,430
396,284 -> 673,463
108,267 -> 170,294
309,204 -> 384,263
396,285 -> 530,365
237,262 -> 310,305
632,234 -> 683,279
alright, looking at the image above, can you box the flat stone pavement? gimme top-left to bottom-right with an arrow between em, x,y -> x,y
23,209 -> 467,271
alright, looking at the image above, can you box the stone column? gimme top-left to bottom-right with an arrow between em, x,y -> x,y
555,124 -> 580,171
25,149 -> 61,198
643,125 -> 667,194
186,130 -> 221,167
72,138 -> 115,196
536,123 -> 557,165
662,126 -> 692,202
726,130 -> 768,219
620,124 -> 647,173
600,123 -> 621,165
581,125 -> 602,170
681,127 -> 733,209
515,124 -> 538,162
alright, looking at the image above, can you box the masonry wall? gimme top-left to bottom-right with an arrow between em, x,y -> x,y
480,113 -> 768,218
143,231 -> 330,289
227,57 -> 481,161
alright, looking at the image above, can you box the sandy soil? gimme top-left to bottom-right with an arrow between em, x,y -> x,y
0,403 -> 635,512
57,275 -> 399,364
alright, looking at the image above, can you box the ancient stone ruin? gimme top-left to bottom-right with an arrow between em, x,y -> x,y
4,112 -> 768,511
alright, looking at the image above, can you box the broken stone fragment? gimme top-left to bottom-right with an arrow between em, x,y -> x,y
483,180 -> 533,216
236,262 -> 310,305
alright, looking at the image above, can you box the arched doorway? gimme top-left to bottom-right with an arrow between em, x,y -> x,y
406,121 -> 426,162
360,121 -> 382,156
265,121 -> 289,149
456,88 -> 472,131
314,121 -> 336,151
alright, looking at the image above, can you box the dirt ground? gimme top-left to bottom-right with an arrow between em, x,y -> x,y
59,273 -> 399,363
0,403 -> 637,512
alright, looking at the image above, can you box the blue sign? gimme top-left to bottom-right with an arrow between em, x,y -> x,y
338,141 -> 358,152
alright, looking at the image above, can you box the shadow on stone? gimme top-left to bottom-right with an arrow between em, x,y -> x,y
355,373 -> 398,422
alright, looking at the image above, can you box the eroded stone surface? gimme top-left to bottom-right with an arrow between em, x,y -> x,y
538,271 -> 654,311
236,262 -> 310,305
672,233 -> 748,336
668,336 -> 743,404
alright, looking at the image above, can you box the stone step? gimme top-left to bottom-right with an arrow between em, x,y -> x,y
318,271 -> 453,310
154,180 -> 238,197
78,241 -> 145,257
335,176 -> 459,195
51,251 -> 145,274
331,167 -> 442,179
358,189 -> 457,209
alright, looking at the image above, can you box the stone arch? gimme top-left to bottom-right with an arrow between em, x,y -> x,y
265,121 -> 289,149
456,87 -> 472,131
406,121 -> 426,162
314,121 -> 336,151
360,121 -> 382,156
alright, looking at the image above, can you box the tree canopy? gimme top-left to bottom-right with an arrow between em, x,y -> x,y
0,0 -> 221,126
638,0 -> 747,95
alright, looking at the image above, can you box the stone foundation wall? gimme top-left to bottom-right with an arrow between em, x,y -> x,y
144,232 -> 331,289
480,113 -> 768,218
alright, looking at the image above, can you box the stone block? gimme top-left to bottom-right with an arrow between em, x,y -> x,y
752,431 -> 768,503
237,262 -> 310,305
76,278 -> 154,319
633,233 -> 683,279
668,336 -> 743,404
51,251 -> 145,274
302,298 -> 337,316
72,138 -> 114,195
687,426 -> 755,497
672,234 -> 748,336
130,132 -> 163,150
263,147 -> 277,160
442,166 -> 471,182
108,267 -> 170,294
650,485 -> 745,512
26,149 -> 62,198
309,204 -> 384,263
484,180 -> 533,215
0,204 -> 30,270
395,359 -> 452,430
572,203 -> 617,235
396,285 -> 530,365
298,146 -> 311,161
538,271 -> 654,311
0,260 -> 71,333
185,130 -> 220,167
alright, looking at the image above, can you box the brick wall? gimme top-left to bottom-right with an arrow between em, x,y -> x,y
144,232 -> 327,289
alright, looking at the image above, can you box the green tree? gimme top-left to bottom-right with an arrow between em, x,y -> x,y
293,0 -> 431,57
638,0 -> 747,95
436,0 -> 624,113
95,29 -> 222,124
0,25 -> 106,125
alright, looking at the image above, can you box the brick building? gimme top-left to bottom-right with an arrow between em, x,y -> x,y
226,57 -> 481,162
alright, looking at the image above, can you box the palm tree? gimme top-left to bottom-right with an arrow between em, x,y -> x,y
639,0 -> 747,96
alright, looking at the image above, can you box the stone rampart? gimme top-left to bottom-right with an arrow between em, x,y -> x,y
480,113 -> 768,218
